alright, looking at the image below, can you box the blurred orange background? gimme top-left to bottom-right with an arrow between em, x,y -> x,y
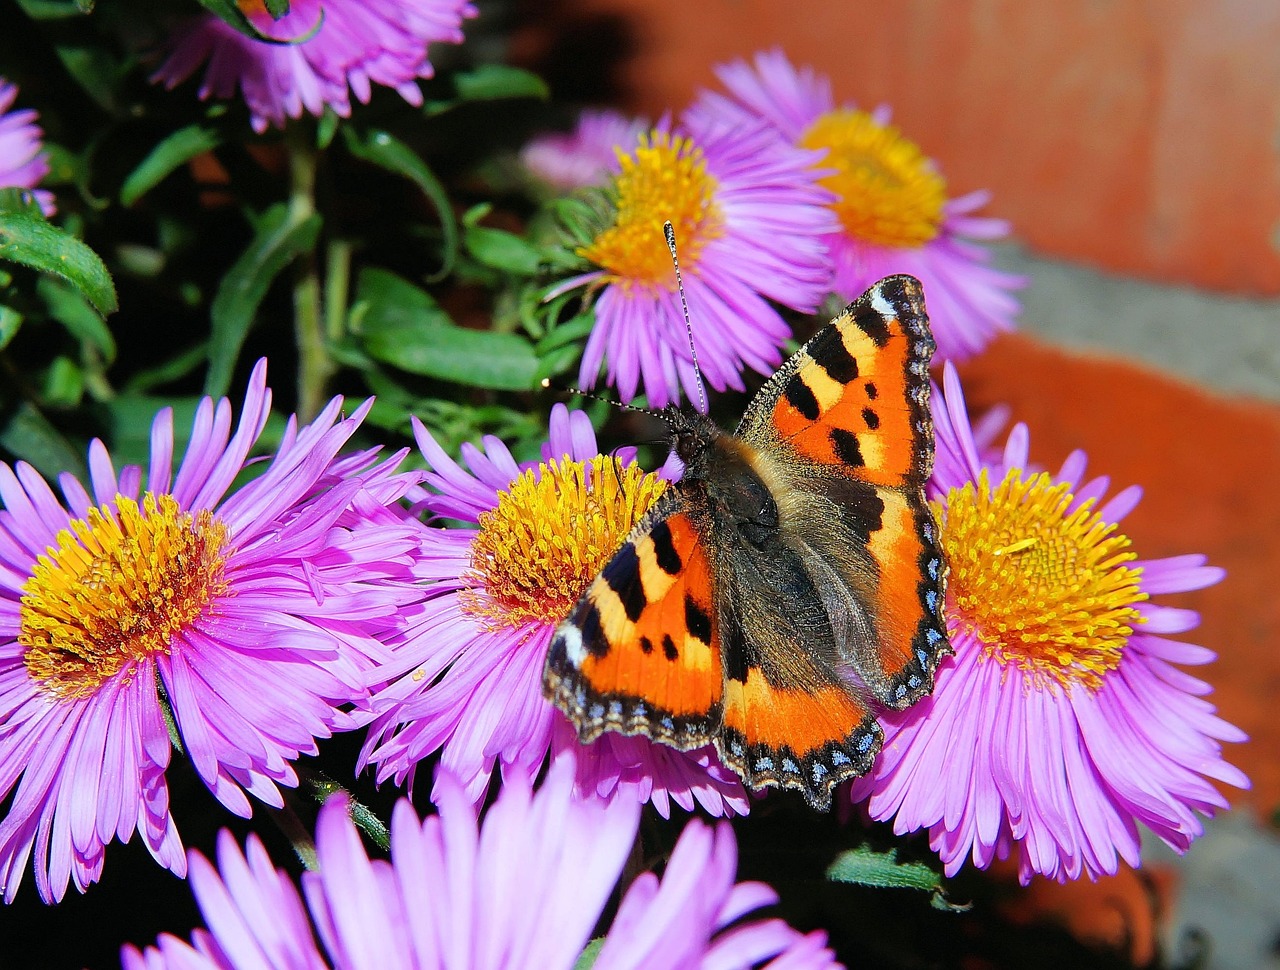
516,0 -> 1280,294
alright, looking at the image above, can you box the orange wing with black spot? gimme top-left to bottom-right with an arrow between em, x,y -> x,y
544,492 -> 724,750
737,275 -> 950,711
737,274 -> 934,487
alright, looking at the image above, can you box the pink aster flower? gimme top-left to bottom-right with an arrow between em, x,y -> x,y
559,113 -> 837,409
122,763 -> 838,970
361,403 -> 748,817
848,364 -> 1249,883
153,0 -> 476,133
520,107 -> 648,192
0,359 -> 422,902
689,49 -> 1024,362
0,79 -> 53,215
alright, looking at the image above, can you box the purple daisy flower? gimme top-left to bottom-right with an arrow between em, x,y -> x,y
558,113 -> 837,409
153,0 -> 476,133
688,49 -> 1024,362
520,107 -> 649,192
0,79 -> 53,215
360,403 -> 748,816
848,364 -> 1249,883
122,763 -> 839,969
0,359 -> 422,902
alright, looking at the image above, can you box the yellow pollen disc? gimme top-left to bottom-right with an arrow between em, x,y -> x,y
463,456 -> 667,629
936,468 -> 1148,691
578,131 -> 724,290
19,493 -> 230,700
800,109 -> 947,249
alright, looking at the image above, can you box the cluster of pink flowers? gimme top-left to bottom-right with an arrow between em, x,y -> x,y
154,0 -> 476,133
525,49 -> 1025,408
0,10 -> 1249,968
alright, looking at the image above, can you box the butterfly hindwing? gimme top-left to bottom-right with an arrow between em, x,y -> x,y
544,492 -> 723,749
738,274 -> 935,487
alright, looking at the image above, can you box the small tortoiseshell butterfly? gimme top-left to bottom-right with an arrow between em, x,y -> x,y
543,275 -> 951,809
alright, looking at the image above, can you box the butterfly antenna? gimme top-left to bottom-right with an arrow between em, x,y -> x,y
539,378 -> 651,416
664,221 -> 707,414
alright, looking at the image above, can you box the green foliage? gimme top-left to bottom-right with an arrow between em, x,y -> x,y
0,202 -> 117,318
206,202 -> 322,397
353,268 -> 540,392
827,844 -> 969,912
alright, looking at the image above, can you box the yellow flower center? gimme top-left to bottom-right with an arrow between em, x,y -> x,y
578,131 -> 724,290
19,493 -> 230,700
937,469 -> 1147,690
463,456 -> 667,629
800,109 -> 946,249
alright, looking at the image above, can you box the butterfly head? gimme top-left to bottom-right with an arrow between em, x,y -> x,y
661,407 -> 723,476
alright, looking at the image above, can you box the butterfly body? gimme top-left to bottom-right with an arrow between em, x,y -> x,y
545,275 -> 951,809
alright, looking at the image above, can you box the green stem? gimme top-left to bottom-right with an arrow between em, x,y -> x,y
323,237 -> 353,343
287,132 -> 329,421
268,790 -> 320,871
299,766 -> 391,852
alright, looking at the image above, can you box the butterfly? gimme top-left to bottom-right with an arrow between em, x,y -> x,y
543,275 -> 951,810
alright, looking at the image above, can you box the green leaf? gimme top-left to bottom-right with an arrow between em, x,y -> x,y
826,845 -> 967,911
16,0 -> 94,18
0,402 -> 86,480
343,129 -> 457,282
573,939 -> 605,970
122,342 -> 209,394
826,845 -> 942,892
54,44 -> 123,112
464,225 -> 544,276
355,269 -> 539,391
121,126 -> 221,207
0,188 -> 46,218
261,0 -> 291,17
454,65 -> 549,103
193,0 -> 268,38
0,212 -> 117,317
534,313 -> 595,354
205,203 -> 321,397
38,276 -> 117,362
0,306 -> 22,350
43,356 -> 84,407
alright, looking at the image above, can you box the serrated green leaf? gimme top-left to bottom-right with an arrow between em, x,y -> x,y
38,276 -> 116,362
0,213 -> 117,317
356,269 -> 539,391
0,402 -> 85,479
343,129 -> 457,282
826,846 -> 944,893
205,203 -> 321,397
454,65 -> 549,103
464,225 -> 543,276
121,126 -> 221,207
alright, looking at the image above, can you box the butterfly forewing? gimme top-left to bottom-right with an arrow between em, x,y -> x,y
545,493 -> 723,749
738,274 -> 935,487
